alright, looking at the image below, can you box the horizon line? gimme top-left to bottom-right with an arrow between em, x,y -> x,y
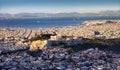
0,9 -> 120,14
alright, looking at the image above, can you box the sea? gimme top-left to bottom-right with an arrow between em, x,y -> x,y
0,17 -> 120,28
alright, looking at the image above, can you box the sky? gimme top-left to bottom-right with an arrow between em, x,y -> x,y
0,0 -> 120,14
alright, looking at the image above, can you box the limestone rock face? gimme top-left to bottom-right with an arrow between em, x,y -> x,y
29,40 -> 47,51
50,35 -> 62,41
49,35 -> 65,41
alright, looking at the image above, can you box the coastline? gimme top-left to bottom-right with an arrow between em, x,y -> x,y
1,20 -> 120,39
0,20 -> 120,52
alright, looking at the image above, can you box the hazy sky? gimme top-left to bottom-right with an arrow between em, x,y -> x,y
0,0 -> 120,14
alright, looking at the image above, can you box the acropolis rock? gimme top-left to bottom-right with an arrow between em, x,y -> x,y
29,40 -> 48,51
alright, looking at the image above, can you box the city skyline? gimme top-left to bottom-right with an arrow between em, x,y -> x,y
0,0 -> 120,14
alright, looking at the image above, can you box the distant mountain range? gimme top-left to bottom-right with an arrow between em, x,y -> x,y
0,10 -> 120,19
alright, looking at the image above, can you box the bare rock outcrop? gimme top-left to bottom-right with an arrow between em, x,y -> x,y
29,40 -> 48,51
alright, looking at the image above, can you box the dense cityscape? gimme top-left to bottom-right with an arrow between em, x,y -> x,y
0,20 -> 120,70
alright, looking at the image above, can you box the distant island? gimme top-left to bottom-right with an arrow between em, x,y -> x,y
0,10 -> 120,19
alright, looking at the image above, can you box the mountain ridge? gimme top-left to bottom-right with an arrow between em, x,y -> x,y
0,10 -> 120,19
